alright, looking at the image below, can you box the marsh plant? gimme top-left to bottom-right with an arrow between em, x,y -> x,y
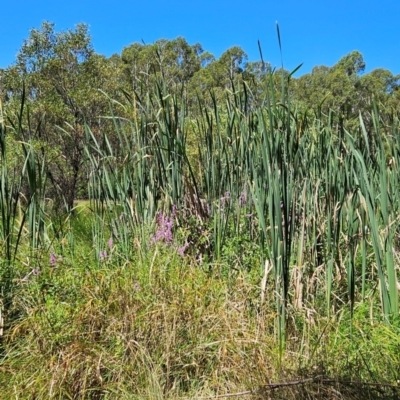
0,49 -> 399,399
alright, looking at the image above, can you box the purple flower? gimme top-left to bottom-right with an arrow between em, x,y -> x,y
177,241 -> 190,257
107,237 -> 114,249
151,212 -> 174,244
50,253 -> 57,267
99,250 -> 108,261
239,191 -> 247,207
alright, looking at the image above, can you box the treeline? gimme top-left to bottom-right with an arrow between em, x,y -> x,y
0,22 -> 399,210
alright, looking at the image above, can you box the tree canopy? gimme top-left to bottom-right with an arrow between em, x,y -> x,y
1,22 -> 399,209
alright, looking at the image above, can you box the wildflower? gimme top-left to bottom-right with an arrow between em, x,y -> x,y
99,250 -> 108,261
107,237 -> 114,249
151,212 -> 174,244
50,253 -> 57,267
239,190 -> 247,207
177,241 -> 190,257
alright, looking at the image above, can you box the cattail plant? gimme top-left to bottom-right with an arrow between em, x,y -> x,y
82,54 -> 400,352
0,88 -> 54,316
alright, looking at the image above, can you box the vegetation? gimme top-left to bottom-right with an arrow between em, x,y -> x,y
0,22 -> 399,399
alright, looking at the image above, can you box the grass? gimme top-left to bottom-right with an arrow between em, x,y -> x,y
1,248 -> 399,399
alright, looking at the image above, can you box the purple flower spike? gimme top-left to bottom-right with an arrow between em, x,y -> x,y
107,237 -> 114,249
50,253 -> 57,267
151,212 -> 174,245
99,250 -> 108,261
239,191 -> 247,207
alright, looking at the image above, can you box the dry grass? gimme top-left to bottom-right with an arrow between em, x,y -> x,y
1,250 -> 399,399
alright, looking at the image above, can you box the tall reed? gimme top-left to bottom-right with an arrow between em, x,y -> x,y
84,67 -> 399,347
0,89 -> 53,315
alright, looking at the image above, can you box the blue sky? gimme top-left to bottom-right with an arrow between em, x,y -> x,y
1,0 -> 399,77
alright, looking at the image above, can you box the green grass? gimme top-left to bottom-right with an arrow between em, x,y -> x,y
1,247 -> 399,399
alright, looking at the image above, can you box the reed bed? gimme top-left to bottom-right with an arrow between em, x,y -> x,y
84,73 -> 400,331
0,68 -> 399,398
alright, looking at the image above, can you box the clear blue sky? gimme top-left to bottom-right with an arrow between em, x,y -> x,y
1,0 -> 399,77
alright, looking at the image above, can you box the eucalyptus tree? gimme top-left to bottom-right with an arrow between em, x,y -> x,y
187,46 -> 248,112
121,37 -> 203,95
293,51 -> 400,134
2,22 -> 119,210
292,51 -> 365,132
190,46 -> 247,90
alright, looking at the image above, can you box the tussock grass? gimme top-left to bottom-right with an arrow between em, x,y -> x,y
1,251 -> 399,399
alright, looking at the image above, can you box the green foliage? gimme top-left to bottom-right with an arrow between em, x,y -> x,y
2,22 -> 123,210
1,250 -> 399,399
